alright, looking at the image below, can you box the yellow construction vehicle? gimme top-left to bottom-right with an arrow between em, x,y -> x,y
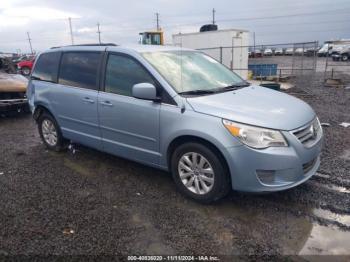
139,30 -> 164,45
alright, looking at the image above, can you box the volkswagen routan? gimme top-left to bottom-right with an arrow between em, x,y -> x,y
27,44 -> 323,202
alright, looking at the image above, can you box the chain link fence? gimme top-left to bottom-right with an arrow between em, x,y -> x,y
323,45 -> 350,86
197,40 -> 350,90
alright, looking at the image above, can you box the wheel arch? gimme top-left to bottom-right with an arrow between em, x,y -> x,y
33,104 -> 55,122
166,135 -> 231,178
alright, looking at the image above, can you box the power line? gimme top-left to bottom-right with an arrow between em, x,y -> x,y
218,8 -> 350,22
161,7 -> 350,29
256,27 -> 350,36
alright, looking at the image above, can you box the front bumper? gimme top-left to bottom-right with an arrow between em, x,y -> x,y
225,129 -> 323,192
0,99 -> 29,113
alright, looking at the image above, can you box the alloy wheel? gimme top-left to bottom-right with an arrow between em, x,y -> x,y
42,119 -> 58,146
178,152 -> 214,195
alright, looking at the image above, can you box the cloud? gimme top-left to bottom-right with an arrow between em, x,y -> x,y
0,6 -> 80,27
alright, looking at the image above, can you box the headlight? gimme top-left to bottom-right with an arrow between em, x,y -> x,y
223,119 -> 288,149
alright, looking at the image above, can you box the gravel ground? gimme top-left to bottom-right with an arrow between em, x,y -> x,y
0,77 -> 349,259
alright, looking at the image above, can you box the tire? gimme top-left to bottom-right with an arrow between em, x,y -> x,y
171,142 -> 231,203
341,54 -> 349,61
21,66 -> 31,76
38,112 -> 65,151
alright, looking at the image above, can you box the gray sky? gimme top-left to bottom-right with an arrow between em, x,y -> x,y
1,0 -> 350,53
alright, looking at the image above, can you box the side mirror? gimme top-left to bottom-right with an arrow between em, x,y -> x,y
132,83 -> 159,101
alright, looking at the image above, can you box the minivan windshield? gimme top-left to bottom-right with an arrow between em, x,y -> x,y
142,51 -> 246,94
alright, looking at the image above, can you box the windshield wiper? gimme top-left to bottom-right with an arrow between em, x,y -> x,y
178,89 -> 215,95
221,81 -> 250,90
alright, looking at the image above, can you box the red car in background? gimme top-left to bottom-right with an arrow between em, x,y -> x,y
17,57 -> 35,76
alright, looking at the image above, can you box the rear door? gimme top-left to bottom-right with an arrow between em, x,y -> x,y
52,51 -> 103,149
98,52 -> 161,165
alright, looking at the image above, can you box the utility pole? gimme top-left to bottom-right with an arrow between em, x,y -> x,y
212,8 -> 216,25
155,12 -> 160,31
97,22 -> 101,44
68,17 -> 74,45
253,32 -> 256,53
26,32 -> 33,54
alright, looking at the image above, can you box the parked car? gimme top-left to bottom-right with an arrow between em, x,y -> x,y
317,43 -> 346,57
27,45 -> 323,203
263,48 -> 273,56
274,48 -> 284,56
253,49 -> 262,58
17,58 -> 35,76
0,72 -> 28,113
332,46 -> 350,61
295,48 -> 304,55
305,48 -> 318,57
12,54 -> 35,65
285,48 -> 294,55
318,43 -> 331,57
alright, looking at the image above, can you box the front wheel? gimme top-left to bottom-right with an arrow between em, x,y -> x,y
171,142 -> 231,203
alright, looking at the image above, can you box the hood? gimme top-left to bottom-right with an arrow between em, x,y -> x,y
0,72 -> 28,92
186,86 -> 315,131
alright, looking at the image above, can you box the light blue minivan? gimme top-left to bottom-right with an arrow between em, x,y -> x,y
27,44 -> 323,202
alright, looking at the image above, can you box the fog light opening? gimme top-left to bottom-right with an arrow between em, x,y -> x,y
256,170 -> 276,185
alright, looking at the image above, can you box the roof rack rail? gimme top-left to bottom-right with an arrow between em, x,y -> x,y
71,43 -> 118,46
50,43 -> 118,49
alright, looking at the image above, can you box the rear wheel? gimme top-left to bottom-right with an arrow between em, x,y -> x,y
171,142 -> 231,203
341,54 -> 349,61
21,66 -> 31,76
38,112 -> 65,151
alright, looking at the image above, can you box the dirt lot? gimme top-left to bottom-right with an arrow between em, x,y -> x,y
0,74 -> 349,259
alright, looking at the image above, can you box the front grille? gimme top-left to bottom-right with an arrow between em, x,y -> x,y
292,118 -> 322,148
0,92 -> 26,100
303,158 -> 317,174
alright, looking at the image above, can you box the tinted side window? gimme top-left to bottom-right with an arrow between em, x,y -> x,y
58,52 -> 101,90
105,54 -> 155,96
32,52 -> 60,82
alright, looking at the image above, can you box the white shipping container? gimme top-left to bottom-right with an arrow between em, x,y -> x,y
172,29 -> 249,79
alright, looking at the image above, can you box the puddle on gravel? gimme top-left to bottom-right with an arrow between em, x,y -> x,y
299,224 -> 350,255
64,158 -> 96,177
315,172 -> 330,179
313,208 -> 350,227
130,212 -> 175,255
311,181 -> 350,194
340,149 -> 350,161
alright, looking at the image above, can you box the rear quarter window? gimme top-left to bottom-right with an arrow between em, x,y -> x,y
58,52 -> 101,90
31,52 -> 61,82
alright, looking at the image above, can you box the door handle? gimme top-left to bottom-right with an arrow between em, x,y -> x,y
82,97 -> 95,104
100,101 -> 113,107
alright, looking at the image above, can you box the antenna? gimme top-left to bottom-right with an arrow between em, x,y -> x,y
97,22 -> 101,44
27,32 -> 33,54
68,17 -> 74,45
212,8 -> 216,25
155,12 -> 160,30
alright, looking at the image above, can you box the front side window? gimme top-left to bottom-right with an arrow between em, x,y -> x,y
105,54 -> 155,96
142,51 -> 244,93
31,52 -> 60,82
58,52 -> 101,90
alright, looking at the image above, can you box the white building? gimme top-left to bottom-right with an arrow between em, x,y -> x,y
172,28 -> 249,79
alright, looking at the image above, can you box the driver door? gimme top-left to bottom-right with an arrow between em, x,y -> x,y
98,53 -> 161,165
